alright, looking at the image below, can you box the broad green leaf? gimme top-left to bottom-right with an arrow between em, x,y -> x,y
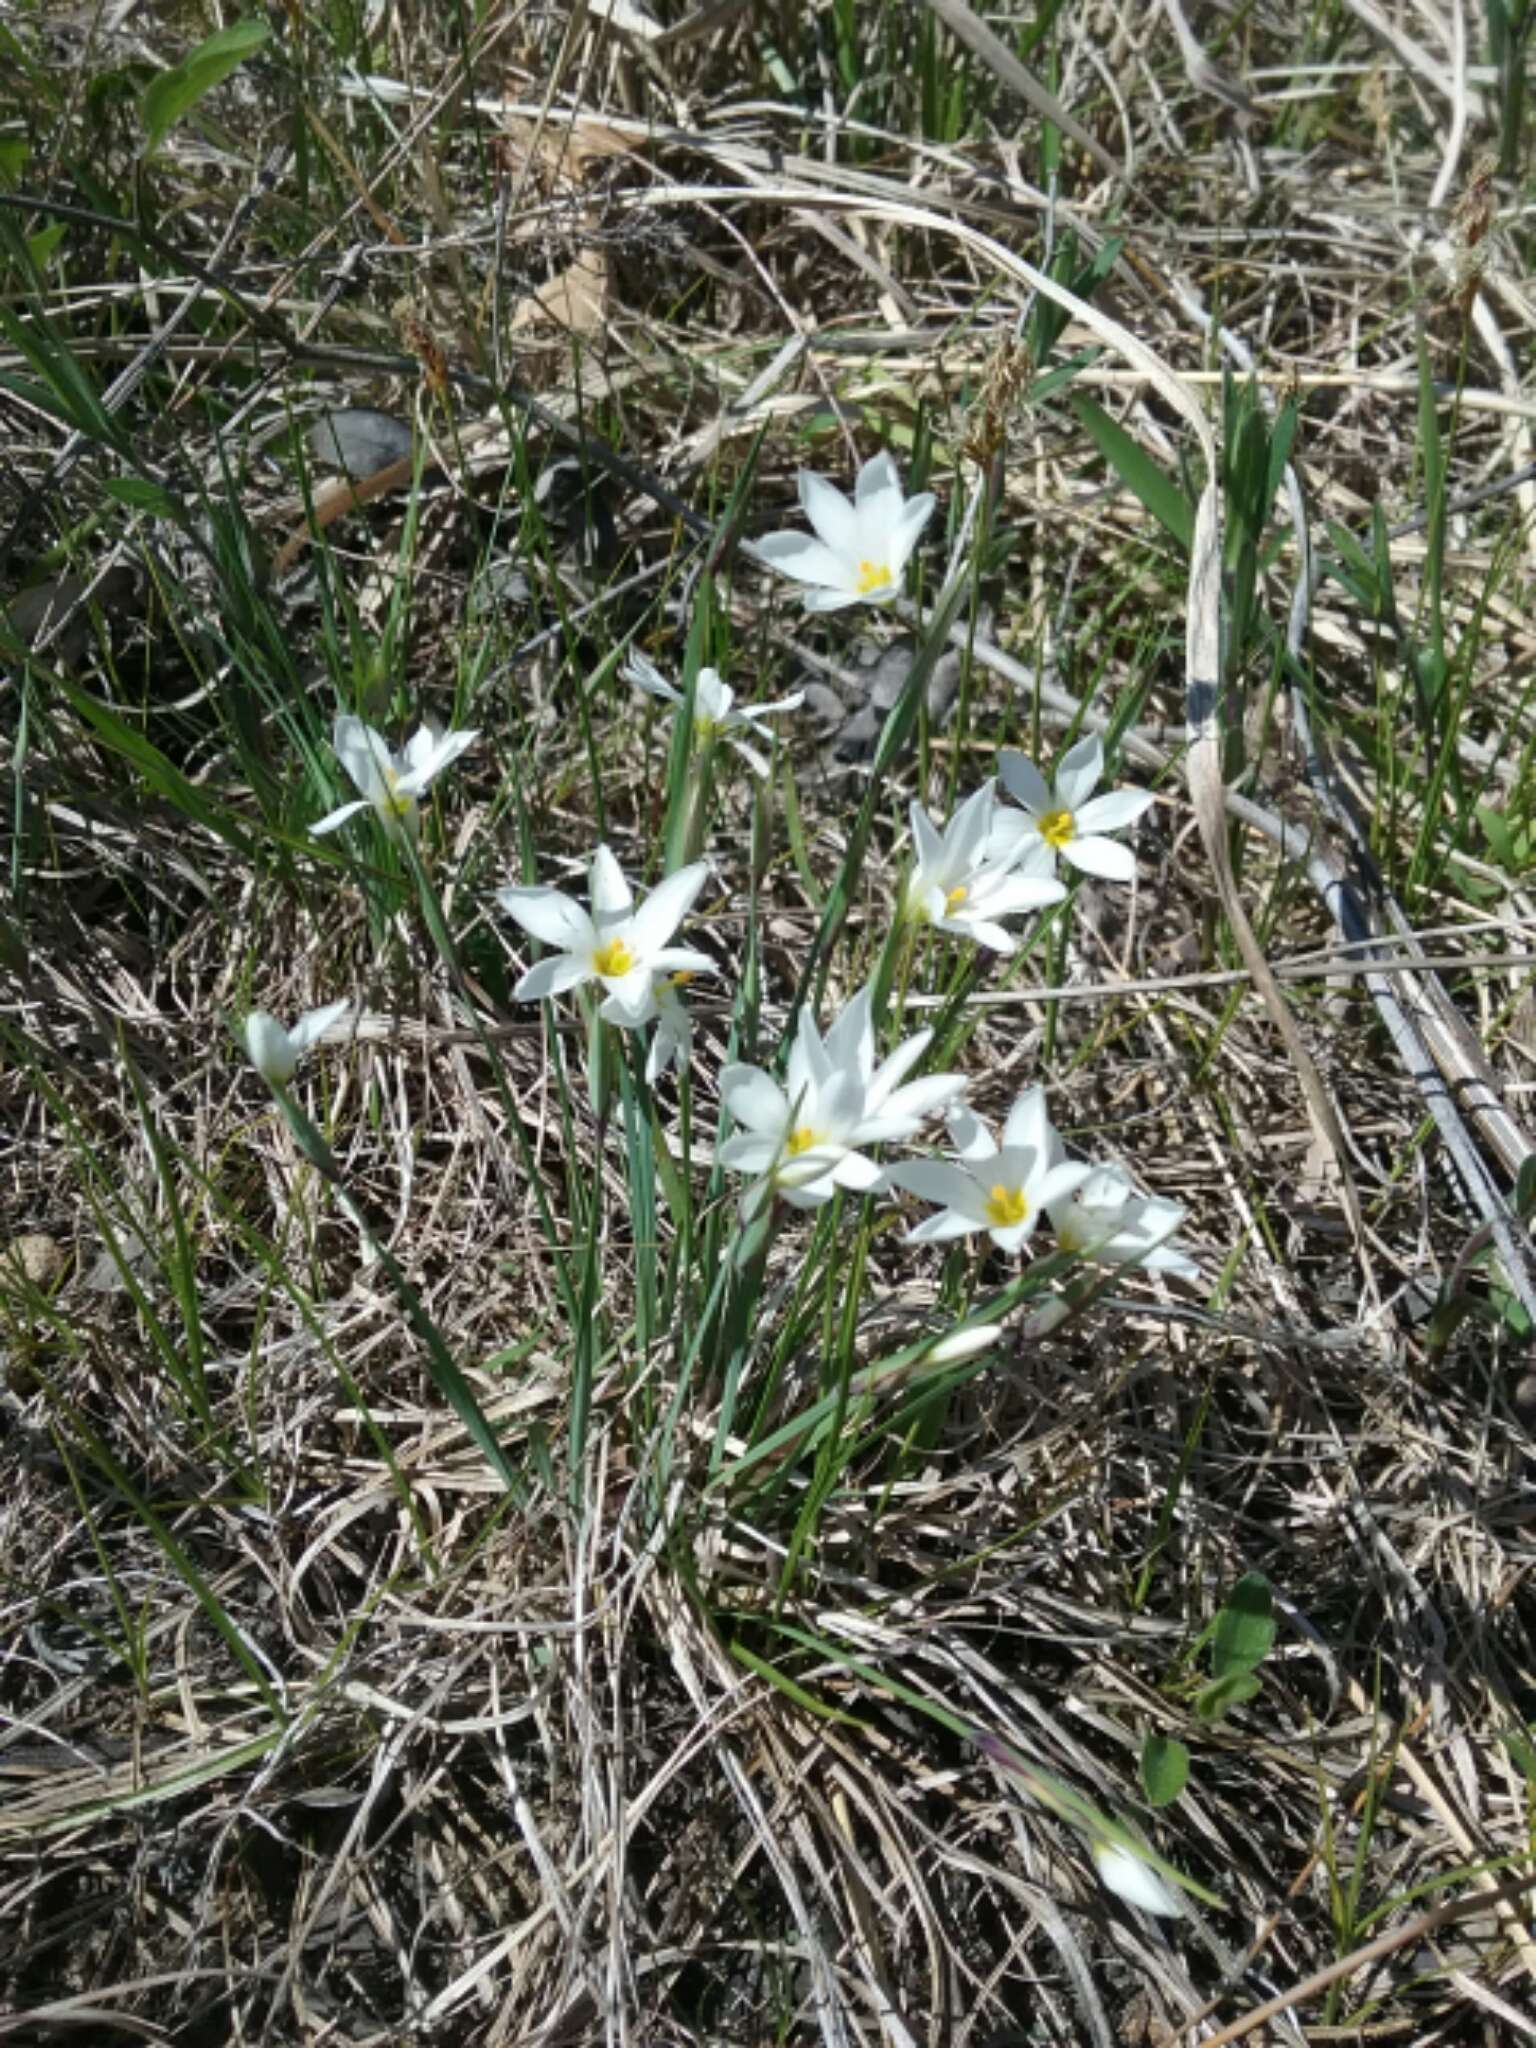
141,19 -> 269,155
1070,393 -> 1193,549
104,475 -> 180,518
1212,1571 -> 1275,1679
1140,1732 -> 1190,1808
1194,1670 -> 1263,1722
26,223 -> 67,271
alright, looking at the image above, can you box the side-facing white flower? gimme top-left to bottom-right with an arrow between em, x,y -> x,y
717,982 -> 964,1210
991,734 -> 1153,882
1048,1164 -> 1198,1277
644,971 -> 698,1083
904,782 -> 1066,950
1093,1841 -> 1184,1918
885,1088 -> 1090,1255
312,716 -> 479,840
243,1000 -> 351,1084
754,450 -> 936,612
496,846 -> 713,1028
625,652 -> 803,778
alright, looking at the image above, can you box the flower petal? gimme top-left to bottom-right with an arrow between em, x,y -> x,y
333,717 -> 394,802
1094,1844 -> 1183,1918
854,450 -> 902,505
798,471 -> 860,556
243,1011 -> 296,1083
858,1072 -> 965,1140
588,845 -> 634,923
802,584 -> 863,613
1064,835 -> 1138,882
311,797 -> 372,837
887,491 -> 936,572
630,862 -> 709,953
496,884 -> 595,951
885,1158 -> 991,1219
905,1209 -> 984,1245
1001,1087 -> 1052,1159
720,1065 -> 789,1136
624,651 -> 680,704
946,1105 -> 998,1163
1074,787 -> 1154,836
287,999 -> 352,1056
1054,733 -> 1104,812
755,531 -> 858,593
830,1150 -> 884,1192
515,956 -> 592,1001
997,750 -> 1053,818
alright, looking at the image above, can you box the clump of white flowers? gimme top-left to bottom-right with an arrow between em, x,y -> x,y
903,782 -> 1065,951
756,451 -> 935,611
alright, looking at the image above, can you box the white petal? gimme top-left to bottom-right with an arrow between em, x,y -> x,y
858,1072 -> 965,1140
830,1150 -> 884,1192
598,969 -> 655,1025
630,862 -> 709,953
496,885 -> 594,951
725,734 -> 772,778
798,471 -> 860,556
695,669 -> 732,722
947,781 -> 997,869
1074,786 -> 1154,836
887,492 -> 936,571
286,999 -> 352,1056
333,716 -> 394,802
946,1105 -> 998,1163
886,1159 -> 991,1219
624,651 -> 679,704
854,450 -> 902,505
311,797 -> 372,837
865,1028 -> 932,1107
588,845 -> 634,922
243,1011 -> 296,1083
906,1209 -> 984,1245
721,1065 -> 789,1136
801,584 -> 863,613
1037,1160 -> 1094,1208
948,915 -> 1016,952
1001,1086 -> 1052,1159
755,531 -> 858,593
1094,1844 -> 1183,1918
989,1217 -> 1038,1256
398,725 -> 476,794
515,956 -> 592,1001
718,1133 -> 780,1174
1064,835 -> 1138,882
997,750 -> 1053,818
648,946 -> 715,979
1054,733 -> 1104,811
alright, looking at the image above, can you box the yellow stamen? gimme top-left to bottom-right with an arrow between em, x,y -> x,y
785,1125 -> 818,1156
668,970 -> 694,988
855,558 -> 891,595
945,883 -> 969,912
1038,807 -> 1076,850
984,1184 -> 1029,1228
593,937 -> 636,978
380,767 -> 415,819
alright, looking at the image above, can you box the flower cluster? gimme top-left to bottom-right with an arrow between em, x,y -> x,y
242,452 -> 1186,1277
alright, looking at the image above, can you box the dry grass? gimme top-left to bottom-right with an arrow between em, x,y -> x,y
2,1 -> 1536,2042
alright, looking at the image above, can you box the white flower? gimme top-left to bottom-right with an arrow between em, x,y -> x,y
1093,1842 -> 1183,1918
243,1000 -> 351,1084
312,715 -> 479,840
496,846 -> 713,1028
754,450 -> 936,612
1049,1165 -> 1198,1277
904,782 -> 1066,950
643,970 -> 698,1083
884,1088 -> 1090,1256
717,982 -> 964,1211
625,652 -> 803,778
991,734 -> 1153,883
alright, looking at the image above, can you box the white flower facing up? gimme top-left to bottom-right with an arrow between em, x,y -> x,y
885,1088 -> 1091,1256
903,782 -> 1066,951
991,734 -> 1153,883
1048,1164 -> 1198,1278
754,450 -> 936,612
624,652 -> 803,778
312,716 -> 479,840
496,846 -> 714,1029
717,983 -> 965,1211
243,1000 -> 351,1085
1092,1841 -> 1183,1918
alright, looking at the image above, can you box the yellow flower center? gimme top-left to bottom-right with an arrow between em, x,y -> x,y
984,1184 -> 1029,1228
1038,807 -> 1076,850
593,937 -> 636,978
380,767 -> 415,818
785,1125 -> 818,1156
668,970 -> 694,988
855,558 -> 891,595
945,883 -> 969,912
695,714 -> 718,740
